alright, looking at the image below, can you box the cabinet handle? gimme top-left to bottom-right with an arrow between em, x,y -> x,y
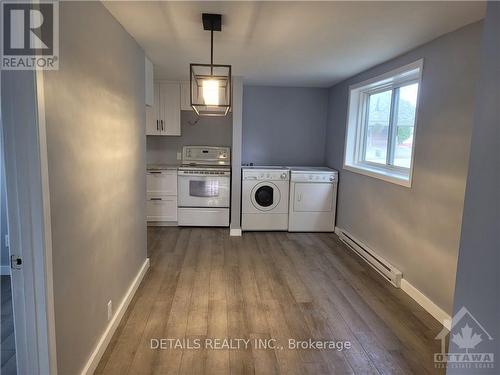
161,119 -> 164,131
150,197 -> 162,201
156,120 -> 159,131
149,171 -> 161,174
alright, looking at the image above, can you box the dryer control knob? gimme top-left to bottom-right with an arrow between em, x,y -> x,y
280,173 -> 287,179
329,176 -> 335,182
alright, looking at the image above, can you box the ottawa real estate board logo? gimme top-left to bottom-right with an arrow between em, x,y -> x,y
435,306 -> 494,370
1,1 -> 59,70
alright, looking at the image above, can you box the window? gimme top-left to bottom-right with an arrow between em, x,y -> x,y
344,60 -> 423,187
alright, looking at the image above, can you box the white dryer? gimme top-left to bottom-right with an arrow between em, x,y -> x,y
242,167 -> 290,231
288,167 -> 338,232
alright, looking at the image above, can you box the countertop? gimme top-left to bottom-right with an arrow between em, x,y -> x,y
147,164 -> 181,171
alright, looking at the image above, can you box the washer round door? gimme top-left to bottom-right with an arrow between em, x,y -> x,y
251,182 -> 281,211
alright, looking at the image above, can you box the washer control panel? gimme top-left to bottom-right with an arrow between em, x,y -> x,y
243,169 -> 289,181
291,172 -> 338,183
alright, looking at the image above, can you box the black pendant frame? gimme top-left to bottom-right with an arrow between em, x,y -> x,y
190,13 -> 232,117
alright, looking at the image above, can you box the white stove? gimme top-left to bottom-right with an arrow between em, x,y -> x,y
177,146 -> 231,227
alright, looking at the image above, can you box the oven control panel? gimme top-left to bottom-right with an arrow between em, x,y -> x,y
182,146 -> 230,166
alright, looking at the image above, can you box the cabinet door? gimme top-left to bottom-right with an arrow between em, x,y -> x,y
293,183 -> 334,212
145,105 -> 157,135
147,82 -> 161,135
160,82 -> 181,136
146,195 -> 177,222
180,81 -> 193,111
146,170 -> 177,195
145,56 -> 154,107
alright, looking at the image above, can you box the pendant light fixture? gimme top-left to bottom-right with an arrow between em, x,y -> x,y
190,13 -> 232,116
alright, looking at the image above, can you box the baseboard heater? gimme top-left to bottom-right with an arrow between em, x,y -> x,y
335,228 -> 402,288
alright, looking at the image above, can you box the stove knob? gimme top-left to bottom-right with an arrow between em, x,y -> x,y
280,173 -> 287,179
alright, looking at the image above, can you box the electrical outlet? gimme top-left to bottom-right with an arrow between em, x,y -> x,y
107,300 -> 113,321
176,152 -> 182,161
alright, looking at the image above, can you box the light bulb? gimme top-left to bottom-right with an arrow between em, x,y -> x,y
202,79 -> 219,106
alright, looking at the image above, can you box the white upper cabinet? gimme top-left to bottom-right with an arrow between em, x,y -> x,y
161,83 -> 181,135
154,82 -> 161,131
145,56 -> 154,107
147,81 -> 181,136
145,105 -> 156,135
180,81 -> 193,111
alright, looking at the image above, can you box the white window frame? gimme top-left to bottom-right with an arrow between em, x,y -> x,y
343,59 -> 423,187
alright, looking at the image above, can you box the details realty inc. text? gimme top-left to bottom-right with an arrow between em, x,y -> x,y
151,338 -> 352,351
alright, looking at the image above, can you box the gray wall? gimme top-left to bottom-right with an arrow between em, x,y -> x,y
449,4 -> 499,373
242,86 -> 329,166
325,22 -> 482,315
42,2 -> 147,374
147,111 -> 232,165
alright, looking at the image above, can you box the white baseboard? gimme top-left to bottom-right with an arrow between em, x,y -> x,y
80,258 -> 150,375
401,279 -> 451,330
334,226 -> 451,329
230,228 -> 242,237
0,265 -> 10,275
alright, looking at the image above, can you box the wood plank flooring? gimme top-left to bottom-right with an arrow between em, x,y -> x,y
1,275 -> 17,375
95,228 -> 446,375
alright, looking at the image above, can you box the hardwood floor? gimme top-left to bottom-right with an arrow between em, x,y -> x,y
96,227 -> 446,375
1,275 -> 16,375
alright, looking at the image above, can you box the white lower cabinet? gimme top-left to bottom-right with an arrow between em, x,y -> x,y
146,169 -> 177,224
147,195 -> 177,222
147,170 -> 177,195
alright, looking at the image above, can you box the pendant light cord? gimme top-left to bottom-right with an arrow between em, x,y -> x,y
210,26 -> 214,76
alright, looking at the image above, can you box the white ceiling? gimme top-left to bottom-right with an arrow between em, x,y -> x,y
103,1 -> 485,87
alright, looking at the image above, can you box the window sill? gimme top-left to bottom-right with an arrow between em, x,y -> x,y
343,163 -> 412,188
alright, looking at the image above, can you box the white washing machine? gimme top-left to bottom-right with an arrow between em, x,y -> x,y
242,167 -> 290,231
288,167 -> 338,232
